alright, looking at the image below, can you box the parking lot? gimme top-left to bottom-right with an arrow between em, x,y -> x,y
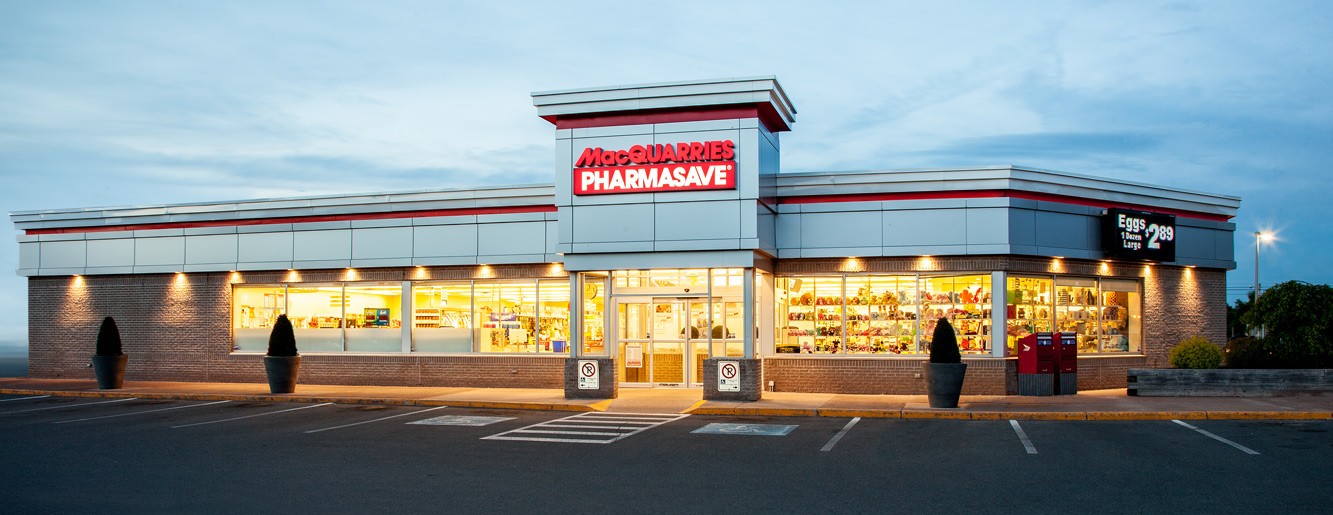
2,393 -> 1329,513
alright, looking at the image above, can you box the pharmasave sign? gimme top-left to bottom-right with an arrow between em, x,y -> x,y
573,140 -> 736,195
1101,208 -> 1176,262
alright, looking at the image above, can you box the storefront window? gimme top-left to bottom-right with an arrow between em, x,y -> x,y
286,285 -> 346,352
344,282 -> 403,352
845,275 -> 918,354
411,282 -> 473,352
474,282 -> 537,353
1055,277 -> 1099,353
537,280 -> 570,354
232,285 -> 285,352
1096,279 -> 1142,353
919,275 -> 992,354
1007,276 -> 1053,354
779,276 -> 842,354
581,273 -> 607,355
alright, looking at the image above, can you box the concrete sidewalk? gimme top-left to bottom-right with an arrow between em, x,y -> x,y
1,377 -> 1329,420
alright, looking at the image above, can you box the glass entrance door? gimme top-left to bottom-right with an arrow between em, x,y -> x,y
616,297 -> 724,387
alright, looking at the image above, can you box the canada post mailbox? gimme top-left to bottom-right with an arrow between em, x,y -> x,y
1016,332 -> 1055,396
1054,332 -> 1078,395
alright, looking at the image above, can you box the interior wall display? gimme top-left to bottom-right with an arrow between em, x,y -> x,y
1102,208 -> 1176,262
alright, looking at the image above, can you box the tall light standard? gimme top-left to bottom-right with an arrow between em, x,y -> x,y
1253,231 -> 1275,300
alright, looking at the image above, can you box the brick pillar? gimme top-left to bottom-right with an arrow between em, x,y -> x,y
703,358 -> 761,401
564,357 -> 617,399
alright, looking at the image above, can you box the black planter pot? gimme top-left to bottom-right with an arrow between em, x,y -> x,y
92,354 -> 128,390
924,362 -> 968,408
264,355 -> 301,394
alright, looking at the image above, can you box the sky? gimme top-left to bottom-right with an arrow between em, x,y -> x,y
1,0 -> 1331,348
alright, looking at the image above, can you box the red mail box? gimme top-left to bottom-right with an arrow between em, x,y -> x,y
1055,332 -> 1078,373
1016,332 -> 1055,374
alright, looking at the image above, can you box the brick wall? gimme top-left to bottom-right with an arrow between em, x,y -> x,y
762,357 -> 1013,395
28,272 -> 563,387
1142,267 -> 1227,367
1076,355 -> 1148,390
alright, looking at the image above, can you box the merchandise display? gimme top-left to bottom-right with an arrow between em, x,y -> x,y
778,274 -> 992,355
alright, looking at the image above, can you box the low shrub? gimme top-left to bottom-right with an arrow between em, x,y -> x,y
1170,336 -> 1224,369
1224,337 -> 1268,368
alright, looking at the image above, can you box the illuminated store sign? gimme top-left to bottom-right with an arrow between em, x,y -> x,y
1101,208 -> 1176,262
573,140 -> 736,195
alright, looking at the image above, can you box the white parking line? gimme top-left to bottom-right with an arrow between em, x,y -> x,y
54,400 -> 231,424
1009,420 -> 1038,454
1172,419 -> 1260,455
172,402 -> 334,428
305,406 -> 449,434
483,412 -> 688,444
0,395 -> 50,403
0,397 -> 137,415
820,417 -> 861,452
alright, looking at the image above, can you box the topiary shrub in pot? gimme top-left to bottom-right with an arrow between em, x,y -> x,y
263,315 -> 300,394
1169,336 -> 1224,369
92,316 -> 128,389
923,318 -> 967,408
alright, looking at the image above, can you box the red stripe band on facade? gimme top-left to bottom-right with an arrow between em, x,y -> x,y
778,189 -> 1232,222
543,104 -> 791,133
23,204 -> 559,236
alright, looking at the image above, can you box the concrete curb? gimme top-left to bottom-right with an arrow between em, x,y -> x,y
690,404 -> 1332,421
0,388 -> 601,412
4,388 -> 1329,420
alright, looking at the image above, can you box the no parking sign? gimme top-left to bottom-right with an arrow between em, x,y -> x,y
718,361 -> 740,392
578,360 -> 599,389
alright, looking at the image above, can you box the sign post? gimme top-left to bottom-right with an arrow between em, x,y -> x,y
577,360 -> 599,390
718,361 -> 740,392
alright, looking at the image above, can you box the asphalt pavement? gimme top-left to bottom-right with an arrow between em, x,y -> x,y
1,393 -> 1329,513
1,377 -> 1330,420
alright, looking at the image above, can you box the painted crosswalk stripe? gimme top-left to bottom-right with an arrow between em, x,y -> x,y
0,397 -> 137,415
1172,419 -> 1260,455
54,400 -> 231,424
172,402 -> 333,428
0,395 -> 50,403
482,412 -> 688,444
305,406 -> 449,434
1010,420 -> 1038,454
820,417 -> 861,452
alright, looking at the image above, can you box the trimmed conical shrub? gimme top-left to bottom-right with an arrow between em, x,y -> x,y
266,315 -> 298,357
929,318 -> 961,364
95,316 -> 124,356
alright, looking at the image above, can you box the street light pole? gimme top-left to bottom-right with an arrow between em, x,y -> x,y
1254,231 -> 1261,301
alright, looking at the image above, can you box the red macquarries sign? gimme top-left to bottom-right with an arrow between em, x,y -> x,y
573,140 -> 736,195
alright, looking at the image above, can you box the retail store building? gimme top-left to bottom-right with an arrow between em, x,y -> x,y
11,77 -> 1239,397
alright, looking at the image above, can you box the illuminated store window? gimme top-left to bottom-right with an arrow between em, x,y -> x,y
536,280 -> 571,354
778,276 -> 844,354
474,282 -> 537,353
919,275 -> 992,354
344,282 -> 403,352
1006,276 -> 1054,354
1096,279 -> 1142,353
286,285 -> 346,352
232,285 -> 285,352
411,282 -> 473,352
845,275 -> 918,354
1055,277 -> 1099,353
581,273 -> 608,355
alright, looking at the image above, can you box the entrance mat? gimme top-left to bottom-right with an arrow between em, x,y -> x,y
408,415 -> 515,426
692,423 -> 797,436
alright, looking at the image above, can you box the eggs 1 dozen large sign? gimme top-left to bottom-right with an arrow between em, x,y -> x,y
573,140 -> 736,195
1101,208 -> 1176,262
